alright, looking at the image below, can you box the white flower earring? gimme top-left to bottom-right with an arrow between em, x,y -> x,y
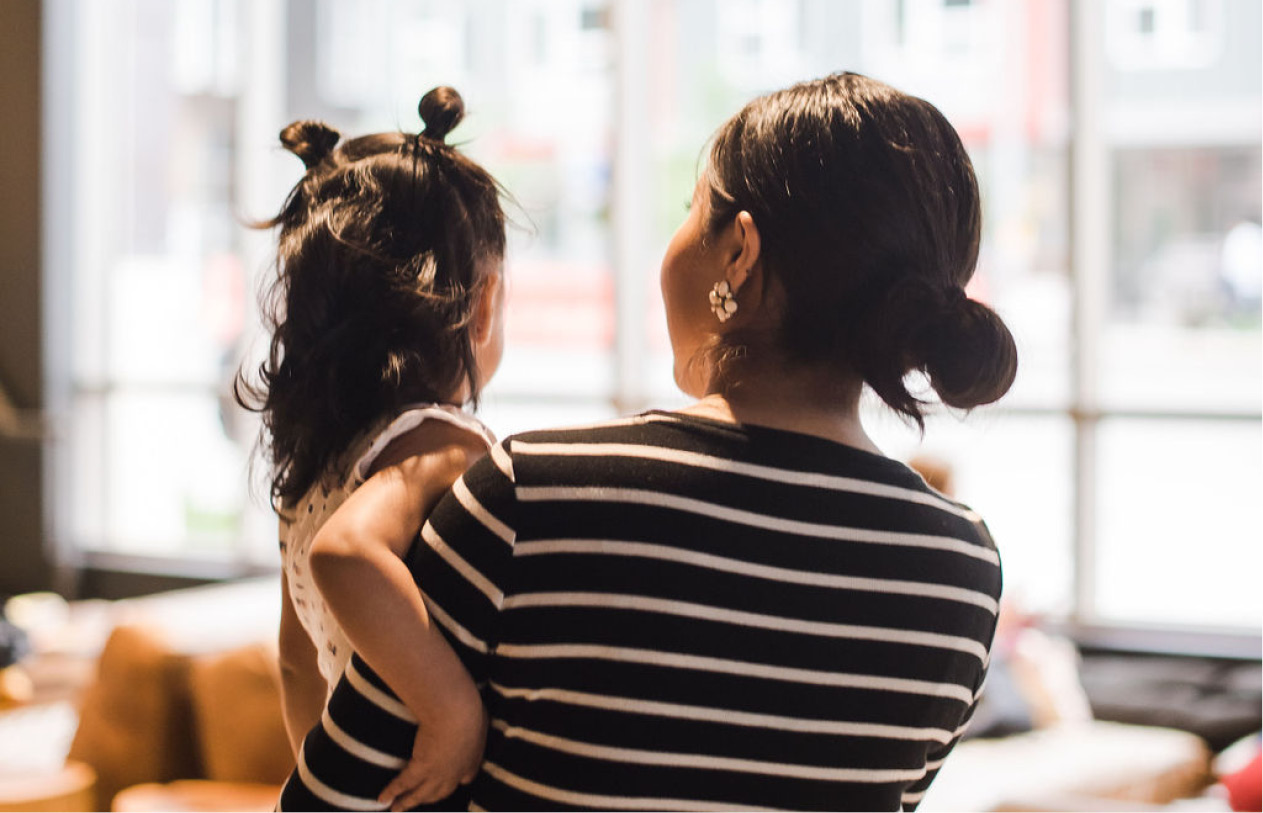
709,280 -> 738,323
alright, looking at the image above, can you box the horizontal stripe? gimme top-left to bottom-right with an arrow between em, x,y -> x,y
430,416 -> 993,809
344,659 -> 416,723
489,682 -> 955,744
529,413 -> 681,434
514,539 -> 998,613
421,524 -> 503,606
516,486 -> 1000,565
512,440 -> 979,521
481,761 -> 780,812
321,708 -> 406,770
503,592 -> 988,662
452,477 -> 514,545
420,590 -> 489,654
489,443 -> 514,480
296,744 -> 388,811
491,719 -> 928,783
495,643 -> 974,703
903,790 -> 926,804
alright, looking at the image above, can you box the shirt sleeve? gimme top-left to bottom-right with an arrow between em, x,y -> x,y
899,680 -> 984,811
406,440 -> 517,684
900,517 -> 1001,810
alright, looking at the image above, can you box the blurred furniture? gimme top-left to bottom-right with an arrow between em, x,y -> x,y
922,721 -> 1213,811
0,695 -> 90,811
4,578 -> 1256,812
3,579 -> 286,811
0,759 -> 95,812
918,623 -> 1235,812
1080,652 -> 1263,753
112,780 -> 280,812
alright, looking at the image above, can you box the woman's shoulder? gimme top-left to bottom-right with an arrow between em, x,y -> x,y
489,412 -> 696,488
499,409 -> 920,474
498,410 -> 995,540
503,410 -> 914,481
503,411 -> 685,447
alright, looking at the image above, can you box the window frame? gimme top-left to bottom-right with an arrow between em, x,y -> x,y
1066,0 -> 1260,652
39,0 -> 1262,657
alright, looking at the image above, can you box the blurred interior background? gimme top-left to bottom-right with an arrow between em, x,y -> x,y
0,1 -> 1260,811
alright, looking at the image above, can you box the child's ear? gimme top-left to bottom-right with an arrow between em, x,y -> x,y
472,272 -> 503,346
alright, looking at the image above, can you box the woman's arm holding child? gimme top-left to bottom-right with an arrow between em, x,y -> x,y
278,573 -> 327,759
308,422 -> 487,809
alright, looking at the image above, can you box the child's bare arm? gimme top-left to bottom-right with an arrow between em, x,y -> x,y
308,422 -> 487,805
278,573 -> 326,759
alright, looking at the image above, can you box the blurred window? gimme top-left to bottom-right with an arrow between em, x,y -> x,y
46,0 -> 1260,636
1096,418 -> 1261,628
645,0 -> 1077,616
1088,0 -> 1261,631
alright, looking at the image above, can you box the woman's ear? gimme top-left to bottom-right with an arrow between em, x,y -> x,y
725,210 -> 762,301
472,272 -> 503,347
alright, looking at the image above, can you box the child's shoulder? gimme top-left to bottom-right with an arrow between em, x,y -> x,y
351,404 -> 494,485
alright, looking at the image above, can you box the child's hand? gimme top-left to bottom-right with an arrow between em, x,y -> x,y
378,695 -> 488,811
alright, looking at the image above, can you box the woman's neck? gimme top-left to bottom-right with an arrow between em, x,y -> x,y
678,361 -> 883,456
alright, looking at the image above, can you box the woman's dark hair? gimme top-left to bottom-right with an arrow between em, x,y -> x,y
703,72 -> 1017,425
236,87 -> 507,507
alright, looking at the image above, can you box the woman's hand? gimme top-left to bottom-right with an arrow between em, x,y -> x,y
378,688 -> 489,811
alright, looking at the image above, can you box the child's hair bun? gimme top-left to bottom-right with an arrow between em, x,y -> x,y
418,86 -> 465,142
280,120 -> 341,169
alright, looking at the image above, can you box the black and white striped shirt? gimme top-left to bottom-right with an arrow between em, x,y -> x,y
281,411 -> 1001,811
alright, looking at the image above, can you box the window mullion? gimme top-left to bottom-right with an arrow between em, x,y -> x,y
611,0 -> 653,416
1069,0 -> 1109,625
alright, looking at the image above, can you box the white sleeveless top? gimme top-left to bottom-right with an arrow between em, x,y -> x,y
278,404 -> 495,687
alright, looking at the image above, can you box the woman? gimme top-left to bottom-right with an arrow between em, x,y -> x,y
301,71 -> 1016,812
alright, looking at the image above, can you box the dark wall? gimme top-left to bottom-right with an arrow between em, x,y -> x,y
0,0 -> 51,597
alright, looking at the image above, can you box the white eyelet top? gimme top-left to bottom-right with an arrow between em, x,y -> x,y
278,404 -> 495,688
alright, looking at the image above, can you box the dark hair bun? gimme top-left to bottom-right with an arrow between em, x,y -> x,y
419,86 -> 465,142
924,295 -> 1018,410
280,120 -> 340,169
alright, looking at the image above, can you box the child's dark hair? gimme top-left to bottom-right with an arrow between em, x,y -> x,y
704,72 -> 1017,425
236,87 -> 506,508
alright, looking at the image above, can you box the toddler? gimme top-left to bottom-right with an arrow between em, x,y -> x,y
236,86 -> 506,809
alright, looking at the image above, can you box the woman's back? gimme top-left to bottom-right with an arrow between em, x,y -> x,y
411,411 -> 1001,811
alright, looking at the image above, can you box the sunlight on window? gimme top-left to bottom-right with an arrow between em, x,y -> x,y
49,0 -> 1261,633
